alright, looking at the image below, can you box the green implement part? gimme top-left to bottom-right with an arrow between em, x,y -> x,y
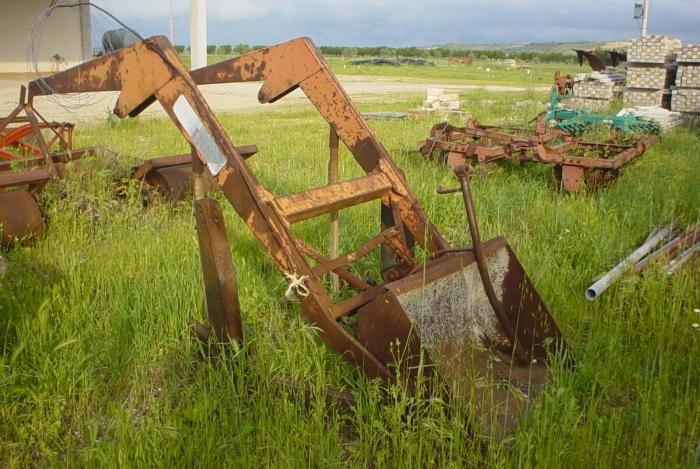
544,86 -> 661,135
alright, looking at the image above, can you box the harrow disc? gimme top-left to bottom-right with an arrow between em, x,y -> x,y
0,190 -> 43,247
144,164 -> 215,203
145,165 -> 191,202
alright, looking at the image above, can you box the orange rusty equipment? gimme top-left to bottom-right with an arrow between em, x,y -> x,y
419,119 -> 657,192
0,145 -> 112,246
129,144 -> 257,203
535,136 -> 659,192
554,70 -> 574,97
0,86 -> 73,161
573,49 -> 605,72
448,56 -> 473,67
419,118 -> 568,166
30,36 -> 568,436
0,86 -> 110,246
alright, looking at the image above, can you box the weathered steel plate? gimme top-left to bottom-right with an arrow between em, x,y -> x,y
0,191 -> 43,246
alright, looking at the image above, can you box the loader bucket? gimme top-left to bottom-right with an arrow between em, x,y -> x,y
0,191 -> 43,247
358,237 -> 563,436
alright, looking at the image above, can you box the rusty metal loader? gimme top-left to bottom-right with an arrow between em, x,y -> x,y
30,36 -> 567,435
0,86 -> 111,246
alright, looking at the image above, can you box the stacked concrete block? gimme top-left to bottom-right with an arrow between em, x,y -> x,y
671,89 -> 700,113
677,44 -> 700,63
677,66 -> 700,88
671,44 -> 700,114
625,82 -> 670,108
573,81 -> 615,99
625,35 -> 681,109
564,97 -> 612,112
626,89 -> 669,108
408,88 -> 468,118
423,88 -> 460,110
626,67 -> 675,89
627,35 -> 682,63
571,70 -> 624,108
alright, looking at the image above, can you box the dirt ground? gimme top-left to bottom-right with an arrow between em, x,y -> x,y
0,74 -> 547,122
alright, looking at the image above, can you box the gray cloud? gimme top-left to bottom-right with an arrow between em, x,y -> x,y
94,0 -> 700,46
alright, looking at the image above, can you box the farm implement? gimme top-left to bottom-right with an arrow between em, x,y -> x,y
544,83 -> 661,135
534,136 -> 658,191
30,35 -> 568,436
0,86 -> 112,246
0,86 -> 73,161
448,56 -> 473,66
0,86 -> 250,245
419,117 -> 658,192
419,118 -> 568,167
129,143 -> 258,204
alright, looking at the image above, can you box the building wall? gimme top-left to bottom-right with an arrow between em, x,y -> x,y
0,1 -> 90,73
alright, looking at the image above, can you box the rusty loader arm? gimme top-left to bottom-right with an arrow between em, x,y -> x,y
30,36 -> 568,435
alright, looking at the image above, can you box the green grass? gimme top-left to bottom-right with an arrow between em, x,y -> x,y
180,53 -> 585,87
178,54 -> 233,70
325,57 -> 585,86
1,86 -> 699,467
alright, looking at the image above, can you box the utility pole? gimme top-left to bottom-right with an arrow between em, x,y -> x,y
169,0 -> 174,44
189,0 -> 207,70
641,0 -> 650,36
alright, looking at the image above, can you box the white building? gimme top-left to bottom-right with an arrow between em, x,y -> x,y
0,1 -> 208,74
0,1 -> 91,74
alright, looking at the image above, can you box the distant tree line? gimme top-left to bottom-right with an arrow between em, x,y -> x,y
319,46 -> 582,64
174,44 -> 266,55
174,43 -> 622,65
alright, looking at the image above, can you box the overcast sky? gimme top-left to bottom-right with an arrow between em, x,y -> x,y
92,0 -> 700,46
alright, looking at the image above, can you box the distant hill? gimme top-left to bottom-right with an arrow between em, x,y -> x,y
431,41 -> 627,54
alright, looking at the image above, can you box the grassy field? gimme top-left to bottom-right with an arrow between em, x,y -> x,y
179,53 -> 585,87
1,76 -> 699,466
325,57 -> 584,86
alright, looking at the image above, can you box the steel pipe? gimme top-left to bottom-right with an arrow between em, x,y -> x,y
665,242 -> 700,275
585,227 -> 670,301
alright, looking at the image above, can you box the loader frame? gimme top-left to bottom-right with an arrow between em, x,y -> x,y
29,37 -> 566,432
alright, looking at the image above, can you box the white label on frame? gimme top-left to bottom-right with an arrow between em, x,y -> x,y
173,95 -> 227,176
